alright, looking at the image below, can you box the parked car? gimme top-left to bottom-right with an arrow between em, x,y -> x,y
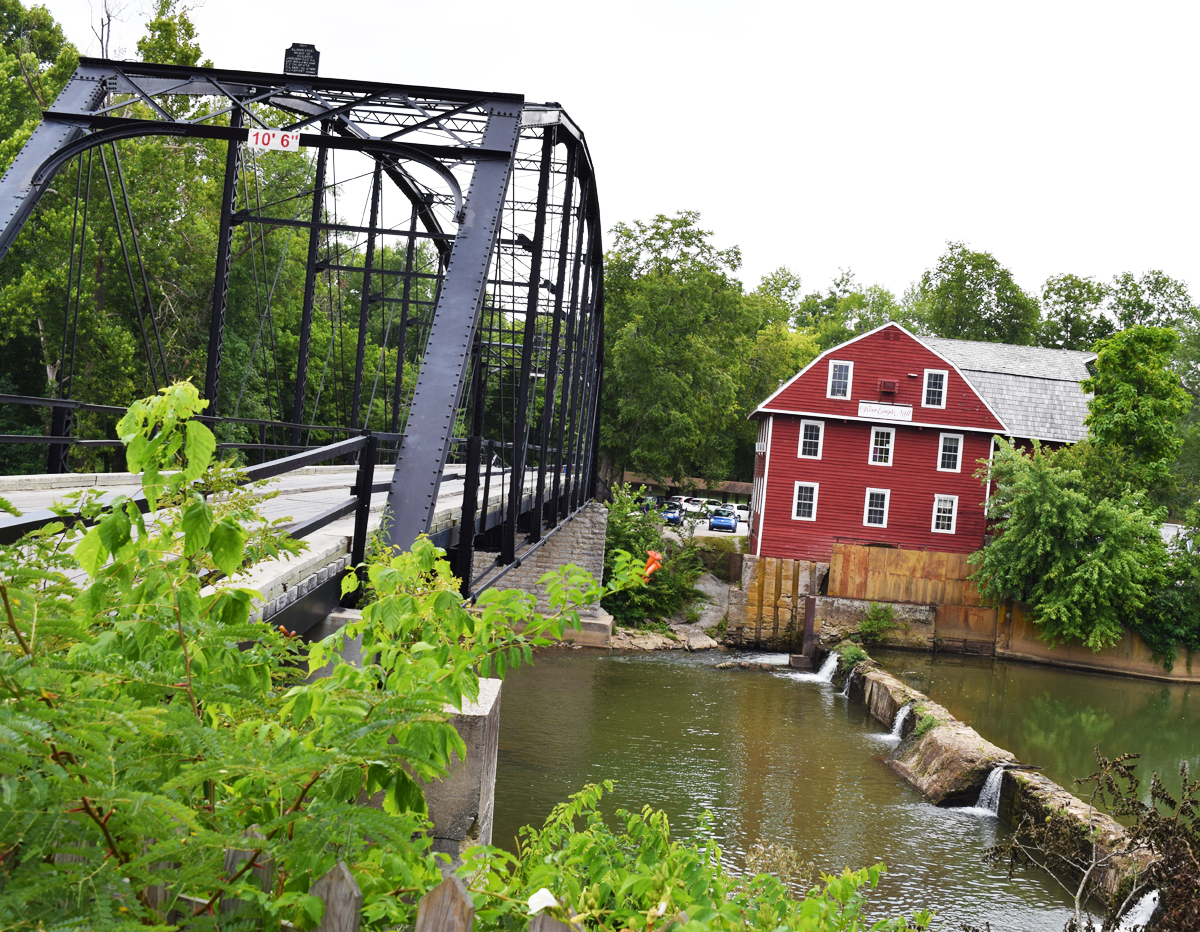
708,508 -> 739,532
661,506 -> 685,526
684,497 -> 722,515
735,503 -> 750,520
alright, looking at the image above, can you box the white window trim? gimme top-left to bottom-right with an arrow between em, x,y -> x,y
863,488 -> 891,528
923,368 -> 949,409
792,481 -> 819,522
826,359 -> 854,399
755,416 -> 774,557
798,419 -> 825,459
931,494 -> 959,534
937,432 -> 964,473
868,425 -> 895,467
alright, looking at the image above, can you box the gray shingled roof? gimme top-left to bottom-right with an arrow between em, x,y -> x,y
921,336 -> 1094,442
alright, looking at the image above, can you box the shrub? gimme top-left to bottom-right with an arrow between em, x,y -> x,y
840,643 -> 870,669
602,484 -> 703,627
858,603 -> 898,643
911,709 -> 940,739
461,782 -> 933,932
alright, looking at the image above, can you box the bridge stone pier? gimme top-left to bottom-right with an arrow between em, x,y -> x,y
470,501 -> 611,646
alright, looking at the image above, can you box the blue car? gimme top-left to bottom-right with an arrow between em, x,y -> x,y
708,508 -> 738,532
662,507 -> 685,526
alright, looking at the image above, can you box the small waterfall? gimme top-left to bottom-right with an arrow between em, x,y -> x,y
889,703 -> 912,740
950,765 -> 1005,817
1117,890 -> 1159,932
975,766 -> 1005,815
815,652 -> 839,683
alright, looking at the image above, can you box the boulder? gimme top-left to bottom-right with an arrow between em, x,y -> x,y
669,622 -> 720,651
887,714 -> 1015,806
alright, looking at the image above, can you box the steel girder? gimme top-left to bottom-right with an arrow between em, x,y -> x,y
0,59 -> 604,580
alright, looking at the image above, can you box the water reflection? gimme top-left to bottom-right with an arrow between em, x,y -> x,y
874,651 -> 1199,800
493,650 -> 1080,931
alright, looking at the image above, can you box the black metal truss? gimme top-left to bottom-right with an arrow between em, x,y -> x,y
0,59 -> 603,588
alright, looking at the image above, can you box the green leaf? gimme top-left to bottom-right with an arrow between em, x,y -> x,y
74,527 -> 106,577
0,496 -> 20,518
125,432 -> 149,472
340,571 -> 360,596
383,769 -> 428,817
97,509 -> 131,554
209,518 -> 247,577
181,498 -> 213,557
182,419 -> 216,481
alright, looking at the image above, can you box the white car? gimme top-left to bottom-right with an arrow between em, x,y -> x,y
735,503 -> 750,520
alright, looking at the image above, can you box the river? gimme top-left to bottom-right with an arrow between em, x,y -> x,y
873,649 -> 1200,804
492,649 -> 1082,930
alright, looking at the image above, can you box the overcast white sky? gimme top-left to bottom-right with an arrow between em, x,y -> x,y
40,0 -> 1200,301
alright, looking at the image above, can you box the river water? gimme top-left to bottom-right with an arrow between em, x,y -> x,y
873,649 -> 1200,804
492,650 -> 1080,930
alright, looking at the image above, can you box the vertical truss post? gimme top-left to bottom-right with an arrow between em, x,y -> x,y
584,280 -> 606,502
502,130 -> 554,561
344,431 -> 378,607
571,254 -> 600,508
351,161 -> 383,430
382,102 -> 523,551
291,122 -> 329,445
204,106 -> 245,410
552,173 -> 590,519
562,215 -> 596,513
576,245 -> 604,508
534,134 -> 574,530
455,336 -> 487,591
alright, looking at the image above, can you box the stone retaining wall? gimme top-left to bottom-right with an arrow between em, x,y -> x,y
471,502 -> 608,619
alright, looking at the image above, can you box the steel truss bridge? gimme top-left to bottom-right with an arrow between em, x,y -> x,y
0,59 -> 604,595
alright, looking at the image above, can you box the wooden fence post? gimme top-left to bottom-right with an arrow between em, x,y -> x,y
311,861 -> 363,932
415,875 -> 475,932
529,914 -> 574,932
220,826 -> 274,917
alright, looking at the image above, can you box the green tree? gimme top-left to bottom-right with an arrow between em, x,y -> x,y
0,0 -> 77,173
137,0 -> 207,67
971,439 -> 1168,650
600,212 -> 757,485
1083,326 -> 1191,477
921,242 -> 1040,345
1108,270 -> 1196,331
1038,273 -> 1114,350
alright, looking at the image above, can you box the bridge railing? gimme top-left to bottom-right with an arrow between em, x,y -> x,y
0,430 -> 395,581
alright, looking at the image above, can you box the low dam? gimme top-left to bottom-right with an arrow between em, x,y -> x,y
492,650 -> 1083,930
873,649 -> 1199,804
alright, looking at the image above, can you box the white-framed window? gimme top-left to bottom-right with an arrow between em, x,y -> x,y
869,426 -> 895,466
923,369 -> 948,408
751,474 -> 765,519
938,433 -> 963,472
827,360 -> 854,399
932,494 -> 958,533
798,419 -> 824,459
863,488 -> 890,528
793,481 -> 819,521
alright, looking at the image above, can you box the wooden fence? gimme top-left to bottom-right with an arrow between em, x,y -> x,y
155,852 -> 573,932
827,543 -> 998,652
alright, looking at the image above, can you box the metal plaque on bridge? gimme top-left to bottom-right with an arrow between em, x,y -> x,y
283,44 -> 319,76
